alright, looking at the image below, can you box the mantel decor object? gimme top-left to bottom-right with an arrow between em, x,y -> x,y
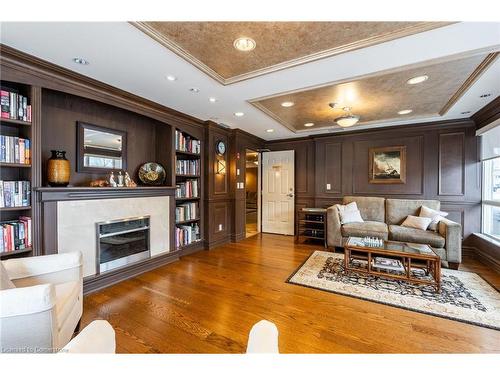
47,150 -> 70,187
138,162 -> 166,185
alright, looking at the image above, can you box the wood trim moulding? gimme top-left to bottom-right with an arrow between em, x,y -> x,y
83,251 -> 180,295
439,52 -> 500,115
132,22 -> 454,85
472,95 -> 500,130
35,186 -> 176,202
0,44 -> 205,129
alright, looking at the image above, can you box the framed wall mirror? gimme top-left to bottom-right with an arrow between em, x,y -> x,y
77,122 -> 127,173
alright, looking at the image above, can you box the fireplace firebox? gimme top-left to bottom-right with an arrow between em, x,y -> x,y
96,216 -> 150,274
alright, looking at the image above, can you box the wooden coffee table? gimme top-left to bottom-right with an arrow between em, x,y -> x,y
344,237 -> 441,292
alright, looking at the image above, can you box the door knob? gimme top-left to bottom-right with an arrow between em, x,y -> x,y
287,193 -> 294,197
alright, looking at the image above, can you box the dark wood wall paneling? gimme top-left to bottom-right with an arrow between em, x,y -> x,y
267,120 -> 481,239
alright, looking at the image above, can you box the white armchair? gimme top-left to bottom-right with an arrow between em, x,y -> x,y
59,320 -> 115,354
0,252 -> 83,353
246,320 -> 279,353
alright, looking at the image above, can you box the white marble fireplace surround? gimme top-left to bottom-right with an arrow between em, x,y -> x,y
57,196 -> 170,277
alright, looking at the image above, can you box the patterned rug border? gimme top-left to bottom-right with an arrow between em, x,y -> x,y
286,250 -> 500,332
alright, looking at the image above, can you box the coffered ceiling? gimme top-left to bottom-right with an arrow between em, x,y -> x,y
251,53 -> 498,132
1,22 -> 499,140
132,21 -> 451,84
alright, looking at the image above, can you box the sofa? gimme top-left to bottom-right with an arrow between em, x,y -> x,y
327,196 -> 462,269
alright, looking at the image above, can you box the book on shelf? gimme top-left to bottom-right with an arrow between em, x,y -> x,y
175,223 -> 200,248
175,179 -> 199,199
175,130 -> 200,154
175,202 -> 198,222
1,88 -> 31,122
0,216 -> 32,253
176,159 -> 200,175
0,135 -> 31,164
0,180 -> 31,208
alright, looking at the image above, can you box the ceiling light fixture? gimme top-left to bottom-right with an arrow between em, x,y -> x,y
209,97 -> 217,103
304,123 -> 314,127
334,106 -> 360,128
398,109 -> 413,115
166,75 -> 177,81
266,129 -> 274,133
233,37 -> 256,52
234,112 -> 244,117
281,101 -> 295,107
407,75 -> 428,85
73,57 -> 89,65
189,88 -> 200,93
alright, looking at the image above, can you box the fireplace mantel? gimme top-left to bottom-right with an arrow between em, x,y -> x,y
35,186 -> 176,202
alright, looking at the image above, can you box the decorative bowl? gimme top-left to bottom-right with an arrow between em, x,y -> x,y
138,162 -> 166,185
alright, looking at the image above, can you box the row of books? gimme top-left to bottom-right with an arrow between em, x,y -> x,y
176,159 -> 200,176
175,202 -> 198,222
0,181 -> 31,208
175,223 -> 200,249
1,89 -> 32,122
175,130 -> 201,154
175,179 -> 199,199
1,217 -> 32,253
0,135 -> 31,164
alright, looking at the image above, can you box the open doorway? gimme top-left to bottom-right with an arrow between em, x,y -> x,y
245,149 -> 260,238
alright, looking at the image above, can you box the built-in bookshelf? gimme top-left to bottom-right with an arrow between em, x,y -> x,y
174,129 -> 201,250
0,81 -> 34,258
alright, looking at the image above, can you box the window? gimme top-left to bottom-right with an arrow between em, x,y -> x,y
480,124 -> 500,241
482,157 -> 500,240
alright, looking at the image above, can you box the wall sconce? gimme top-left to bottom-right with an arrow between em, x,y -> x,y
217,159 -> 226,175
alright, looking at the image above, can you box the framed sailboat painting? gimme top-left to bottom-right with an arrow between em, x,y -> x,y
369,146 -> 406,184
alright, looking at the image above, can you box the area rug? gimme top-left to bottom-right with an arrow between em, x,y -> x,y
287,251 -> 500,330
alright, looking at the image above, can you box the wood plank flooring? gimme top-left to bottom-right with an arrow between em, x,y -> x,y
82,234 -> 500,353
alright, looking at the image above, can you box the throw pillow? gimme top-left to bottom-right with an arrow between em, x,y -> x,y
339,209 -> 364,224
0,262 -> 15,290
419,205 -> 449,231
336,201 -> 358,214
401,215 -> 432,231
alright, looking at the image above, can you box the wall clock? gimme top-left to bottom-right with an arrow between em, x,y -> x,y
216,140 -> 226,156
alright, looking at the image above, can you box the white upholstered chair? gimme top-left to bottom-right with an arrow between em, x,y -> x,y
0,252 -> 83,353
246,320 -> 279,353
59,320 -> 116,354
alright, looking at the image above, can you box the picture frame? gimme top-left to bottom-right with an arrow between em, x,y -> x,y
369,146 -> 406,184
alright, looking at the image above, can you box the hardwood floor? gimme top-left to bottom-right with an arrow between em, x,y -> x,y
82,234 -> 500,353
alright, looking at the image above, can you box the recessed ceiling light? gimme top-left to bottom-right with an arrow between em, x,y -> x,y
266,129 -> 274,133
407,75 -> 428,85
461,111 -> 471,115
480,93 -> 491,98
73,57 -> 89,65
209,97 -> 217,103
189,88 -> 200,93
398,109 -> 413,115
234,112 -> 244,117
233,37 -> 256,52
166,75 -> 177,81
304,122 -> 314,127
281,101 -> 295,107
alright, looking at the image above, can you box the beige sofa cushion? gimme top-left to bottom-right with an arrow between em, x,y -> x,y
342,221 -> 389,240
343,196 -> 385,222
386,199 -> 440,225
389,225 -> 445,248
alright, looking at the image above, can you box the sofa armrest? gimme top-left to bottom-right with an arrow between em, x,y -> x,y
327,205 -> 343,247
0,284 -> 55,318
246,320 -> 279,354
438,218 -> 462,263
60,320 -> 116,354
3,252 -> 82,286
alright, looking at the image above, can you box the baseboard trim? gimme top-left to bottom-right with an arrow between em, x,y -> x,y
231,232 -> 246,242
205,237 -> 231,249
475,247 -> 500,274
180,242 -> 206,256
83,251 -> 180,295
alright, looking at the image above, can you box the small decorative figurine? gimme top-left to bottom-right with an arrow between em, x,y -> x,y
89,179 -> 109,187
117,171 -> 124,187
109,171 -> 117,187
124,172 -> 137,187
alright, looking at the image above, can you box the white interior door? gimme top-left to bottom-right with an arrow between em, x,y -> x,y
262,150 -> 295,235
